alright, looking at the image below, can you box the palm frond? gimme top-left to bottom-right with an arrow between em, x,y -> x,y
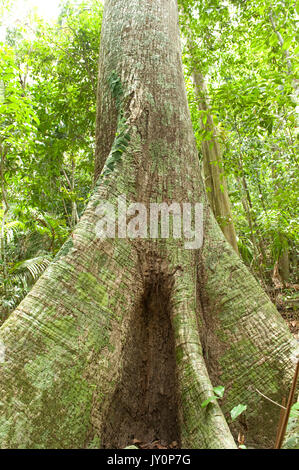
10,255 -> 52,281
0,220 -> 25,243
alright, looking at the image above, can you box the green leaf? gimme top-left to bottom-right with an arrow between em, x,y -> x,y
269,33 -> 277,46
282,37 -> 292,51
201,396 -> 218,408
213,385 -> 225,398
290,402 -> 299,418
230,404 -> 247,421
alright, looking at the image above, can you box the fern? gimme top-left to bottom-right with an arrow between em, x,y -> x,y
0,219 -> 25,244
10,255 -> 52,283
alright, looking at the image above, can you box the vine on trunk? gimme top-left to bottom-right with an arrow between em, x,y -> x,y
102,72 -> 131,177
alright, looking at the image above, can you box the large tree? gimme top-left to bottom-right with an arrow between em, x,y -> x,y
0,0 -> 297,449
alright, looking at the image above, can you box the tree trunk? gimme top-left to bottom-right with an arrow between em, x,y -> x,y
0,144 -> 9,321
0,0 -> 297,450
279,246 -> 290,285
191,71 -> 239,254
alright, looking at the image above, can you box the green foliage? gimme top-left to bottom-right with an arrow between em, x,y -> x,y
180,0 -> 298,282
283,401 -> 299,449
0,0 -> 103,320
213,385 -> 225,398
108,71 -> 124,111
290,402 -> 299,418
11,255 -> 51,281
230,404 -> 247,421
103,117 -> 131,176
200,396 -> 218,408
201,385 -> 225,407
103,72 -> 130,176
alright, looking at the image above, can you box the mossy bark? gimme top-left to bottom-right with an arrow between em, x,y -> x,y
0,0 -> 297,449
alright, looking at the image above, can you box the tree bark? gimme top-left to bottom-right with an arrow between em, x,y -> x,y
0,0 -> 297,449
279,246 -> 290,284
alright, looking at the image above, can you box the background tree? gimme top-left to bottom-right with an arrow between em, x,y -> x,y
180,0 -> 298,287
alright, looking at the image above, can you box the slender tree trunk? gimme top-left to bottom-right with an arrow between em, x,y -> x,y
0,145 -> 9,321
70,159 -> 79,228
279,245 -> 290,284
62,161 -> 79,229
234,134 -> 267,274
192,72 -> 239,254
0,0 -> 297,450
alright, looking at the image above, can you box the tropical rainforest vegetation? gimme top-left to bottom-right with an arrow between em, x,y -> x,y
0,0 -> 101,317
0,0 -> 298,450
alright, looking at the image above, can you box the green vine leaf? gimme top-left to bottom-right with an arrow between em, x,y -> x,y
230,404 -> 247,421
